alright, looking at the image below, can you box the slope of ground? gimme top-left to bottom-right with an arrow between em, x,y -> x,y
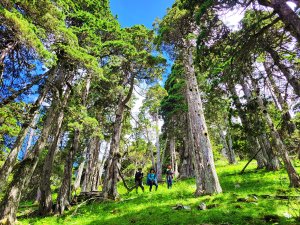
18,160 -> 300,225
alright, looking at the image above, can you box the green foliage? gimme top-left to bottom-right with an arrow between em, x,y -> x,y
0,102 -> 25,142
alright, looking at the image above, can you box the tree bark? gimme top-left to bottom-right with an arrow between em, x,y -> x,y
97,141 -> 110,185
102,74 -> 135,199
226,131 -> 236,164
218,126 -> 236,165
145,128 -> 156,169
271,0 -> 300,43
155,113 -> 162,181
179,114 -> 195,179
74,147 -> 87,192
23,116 -> 37,159
82,137 -> 102,192
38,118 -> 64,215
55,128 -> 80,215
169,133 -> 179,177
182,43 -> 222,195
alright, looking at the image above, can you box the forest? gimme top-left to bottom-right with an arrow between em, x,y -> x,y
0,0 -> 300,224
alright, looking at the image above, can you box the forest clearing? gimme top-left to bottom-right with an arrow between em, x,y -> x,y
1,0 -> 300,224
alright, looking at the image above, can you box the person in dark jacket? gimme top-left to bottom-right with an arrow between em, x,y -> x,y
146,169 -> 158,191
166,165 -> 174,189
134,168 -> 144,193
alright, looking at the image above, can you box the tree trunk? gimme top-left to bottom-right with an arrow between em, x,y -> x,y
179,122 -> 194,179
242,81 -> 281,170
102,100 -> 124,199
0,92 -> 68,224
155,113 -> 162,181
38,119 -> 64,215
258,133 -> 280,171
264,62 -> 296,135
0,70 -> 54,191
218,127 -> 236,165
229,83 -> 268,169
74,147 -> 87,192
271,0 -> 300,43
182,43 -> 222,195
23,115 -> 37,159
226,131 -> 236,164
145,128 -> 156,169
102,74 -> 135,199
98,141 -> 110,185
82,137 -> 102,192
55,128 -> 80,215
265,47 -> 300,96
169,134 -> 179,177
255,89 -> 300,187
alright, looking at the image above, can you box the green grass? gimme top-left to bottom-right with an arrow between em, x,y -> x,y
18,160 -> 300,225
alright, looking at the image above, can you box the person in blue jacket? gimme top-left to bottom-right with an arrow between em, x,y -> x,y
147,169 -> 158,191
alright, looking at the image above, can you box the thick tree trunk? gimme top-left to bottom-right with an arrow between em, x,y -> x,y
98,141 -> 110,185
38,118 -> 64,215
0,92 -> 68,224
218,127 -> 236,164
155,113 -> 162,181
258,133 -> 280,170
226,131 -> 236,164
74,77 -> 92,193
82,137 -> 102,192
102,100 -> 124,199
182,44 -> 222,195
169,134 -> 179,177
102,74 -> 135,199
271,0 -> 300,43
23,117 -> 36,159
55,128 -> 80,215
0,72 -> 53,191
146,128 -> 156,169
179,128 -> 194,179
74,147 -> 87,192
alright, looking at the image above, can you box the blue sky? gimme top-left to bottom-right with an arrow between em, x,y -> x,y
110,0 -> 174,28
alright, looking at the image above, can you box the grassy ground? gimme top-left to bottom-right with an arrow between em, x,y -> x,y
18,160 -> 300,225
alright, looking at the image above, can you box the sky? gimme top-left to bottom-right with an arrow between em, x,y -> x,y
110,0 -> 174,28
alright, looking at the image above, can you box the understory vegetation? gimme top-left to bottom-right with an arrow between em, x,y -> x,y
18,161 -> 300,225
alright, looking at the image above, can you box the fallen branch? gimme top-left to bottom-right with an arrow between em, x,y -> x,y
71,197 -> 100,216
240,148 -> 262,174
117,167 -> 136,192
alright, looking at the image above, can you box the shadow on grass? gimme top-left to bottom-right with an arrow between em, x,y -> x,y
83,201 -> 295,225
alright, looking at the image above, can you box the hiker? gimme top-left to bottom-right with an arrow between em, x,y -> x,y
147,169 -> 158,191
134,167 -> 144,193
166,165 -> 174,189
